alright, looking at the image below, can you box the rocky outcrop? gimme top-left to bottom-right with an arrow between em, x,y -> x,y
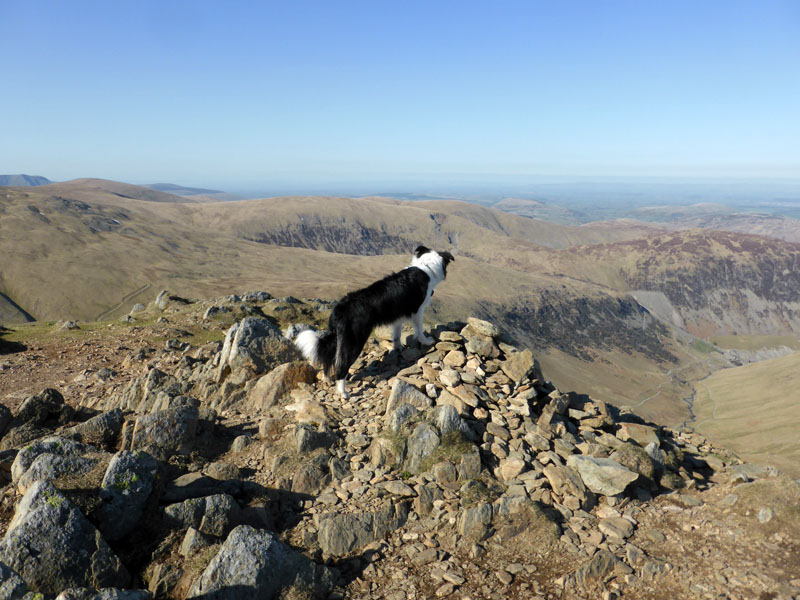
0,294 -> 795,600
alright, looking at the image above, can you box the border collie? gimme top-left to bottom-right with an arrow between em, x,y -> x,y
294,246 -> 454,398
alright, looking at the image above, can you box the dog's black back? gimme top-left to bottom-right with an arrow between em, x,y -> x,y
315,267 -> 429,380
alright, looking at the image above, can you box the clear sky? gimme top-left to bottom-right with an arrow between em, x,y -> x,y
1,0 -> 799,191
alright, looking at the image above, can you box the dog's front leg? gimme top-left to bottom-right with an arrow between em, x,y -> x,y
336,379 -> 349,399
412,309 -> 434,345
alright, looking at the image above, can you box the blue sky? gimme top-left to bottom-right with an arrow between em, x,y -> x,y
1,0 -> 799,190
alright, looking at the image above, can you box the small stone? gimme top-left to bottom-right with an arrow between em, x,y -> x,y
443,572 -> 465,585
384,480 -> 415,497
435,582 -> 455,597
443,351 -> 467,369
439,369 -> 462,388
757,507 -> 774,523
495,570 -> 513,585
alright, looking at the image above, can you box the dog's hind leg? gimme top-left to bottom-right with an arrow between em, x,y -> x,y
336,378 -> 348,399
391,320 -> 403,351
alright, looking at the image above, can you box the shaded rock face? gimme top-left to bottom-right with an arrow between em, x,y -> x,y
187,525 -> 333,599
0,481 -> 129,594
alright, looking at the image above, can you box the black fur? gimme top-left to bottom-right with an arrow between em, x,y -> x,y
317,266 -> 431,380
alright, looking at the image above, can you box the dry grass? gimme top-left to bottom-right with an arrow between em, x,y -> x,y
693,351 -> 800,477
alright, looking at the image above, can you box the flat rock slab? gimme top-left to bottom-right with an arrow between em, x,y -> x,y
566,455 -> 639,496
316,501 -> 409,555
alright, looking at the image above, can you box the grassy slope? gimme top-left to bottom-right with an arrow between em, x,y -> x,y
693,351 -> 800,477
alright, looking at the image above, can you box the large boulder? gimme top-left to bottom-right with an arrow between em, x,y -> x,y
11,437 -> 92,488
241,361 -> 317,412
96,451 -> 159,541
0,481 -> 129,594
217,318 -> 297,380
187,525 -> 333,599
129,398 -> 198,461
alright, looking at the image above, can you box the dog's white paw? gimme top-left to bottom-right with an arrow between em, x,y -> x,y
418,335 -> 435,345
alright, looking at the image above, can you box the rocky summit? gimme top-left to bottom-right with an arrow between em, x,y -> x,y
0,292 -> 798,600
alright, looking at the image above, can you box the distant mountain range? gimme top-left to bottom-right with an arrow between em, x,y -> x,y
0,174 -> 52,186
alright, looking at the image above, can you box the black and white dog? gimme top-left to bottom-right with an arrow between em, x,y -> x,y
294,246 -> 454,398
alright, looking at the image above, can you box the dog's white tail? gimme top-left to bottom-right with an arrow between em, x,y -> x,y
294,329 -> 321,365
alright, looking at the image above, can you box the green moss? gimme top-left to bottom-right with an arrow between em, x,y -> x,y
45,492 -> 63,507
113,471 -> 140,491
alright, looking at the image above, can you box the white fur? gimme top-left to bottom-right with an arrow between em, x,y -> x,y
408,250 -> 447,345
294,329 -> 321,366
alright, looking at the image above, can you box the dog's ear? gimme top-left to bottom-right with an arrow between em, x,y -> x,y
440,251 -> 454,265
414,245 -> 430,258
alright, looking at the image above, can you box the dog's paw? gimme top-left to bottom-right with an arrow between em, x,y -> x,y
418,335 -> 435,345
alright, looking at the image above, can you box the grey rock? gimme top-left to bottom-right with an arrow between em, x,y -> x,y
387,403 -> 419,433
566,455 -> 639,496
180,527 -> 213,558
0,561 -> 26,600
464,318 -> 501,338
130,399 -> 198,461
116,368 -> 185,415
499,350 -> 541,385
164,494 -> 241,538
188,525 -> 332,599
96,451 -> 159,541
571,550 -> 624,587
430,404 -> 468,437
11,436 -> 89,485
404,423 -> 440,473
316,501 -> 409,555
386,379 -> 433,415
598,517 -> 635,540
291,455 -> 331,495
439,369 -> 461,388
295,424 -> 336,453
17,452 -> 101,494
61,409 -> 124,447
217,318 -> 296,380
0,481 -> 129,594
458,503 -> 493,541
757,507 -> 774,523
243,362 -> 317,412
464,334 -> 499,359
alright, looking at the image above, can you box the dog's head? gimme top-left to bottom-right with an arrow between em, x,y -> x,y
413,245 -> 455,280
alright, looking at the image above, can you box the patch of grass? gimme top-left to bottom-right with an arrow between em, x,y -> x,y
418,430 -> 476,474
692,339 -> 719,354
